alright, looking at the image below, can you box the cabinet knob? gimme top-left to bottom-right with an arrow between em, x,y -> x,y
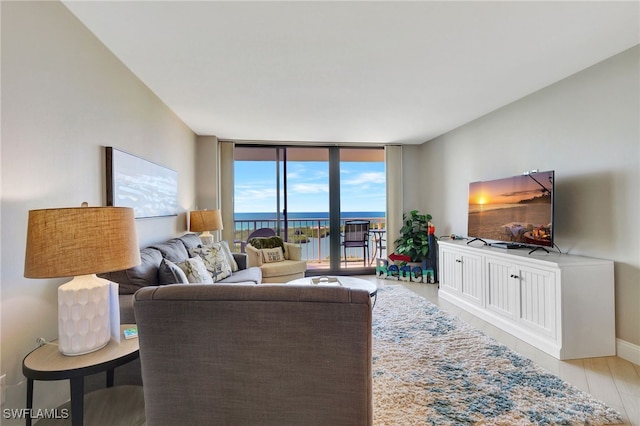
510,274 -> 519,279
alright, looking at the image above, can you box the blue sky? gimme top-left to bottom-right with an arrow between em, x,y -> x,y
235,161 -> 385,213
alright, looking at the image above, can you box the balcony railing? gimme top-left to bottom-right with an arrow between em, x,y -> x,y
233,217 -> 386,268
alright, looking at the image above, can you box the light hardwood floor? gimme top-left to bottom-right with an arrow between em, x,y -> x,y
360,276 -> 640,426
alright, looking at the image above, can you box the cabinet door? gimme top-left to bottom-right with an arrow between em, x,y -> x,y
459,252 -> 483,305
486,256 -> 517,320
516,265 -> 557,339
439,248 -> 461,293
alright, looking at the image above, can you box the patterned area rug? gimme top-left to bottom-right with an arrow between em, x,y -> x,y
372,285 -> 623,425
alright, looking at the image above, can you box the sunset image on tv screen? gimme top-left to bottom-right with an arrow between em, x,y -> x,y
467,171 -> 554,247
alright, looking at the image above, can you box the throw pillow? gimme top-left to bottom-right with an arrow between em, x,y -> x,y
261,247 -> 284,263
175,257 -> 214,284
158,259 -> 189,285
218,240 -> 239,272
189,244 -> 232,282
249,236 -> 285,252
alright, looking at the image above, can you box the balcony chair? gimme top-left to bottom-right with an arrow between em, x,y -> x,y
246,235 -> 307,283
341,220 -> 370,267
240,227 -> 276,253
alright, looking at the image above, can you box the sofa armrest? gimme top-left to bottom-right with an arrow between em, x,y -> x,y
284,242 -> 302,261
233,253 -> 248,270
245,244 -> 264,267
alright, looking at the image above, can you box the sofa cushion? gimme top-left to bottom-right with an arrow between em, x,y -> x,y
158,259 -> 189,285
179,233 -> 203,250
151,238 -> 190,263
99,247 -> 163,294
218,267 -> 262,284
176,257 -> 214,284
260,259 -> 308,279
189,244 -> 232,282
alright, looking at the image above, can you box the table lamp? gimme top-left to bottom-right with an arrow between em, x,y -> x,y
24,205 -> 140,356
189,209 -> 223,245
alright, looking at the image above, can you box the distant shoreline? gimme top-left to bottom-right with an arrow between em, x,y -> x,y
235,211 -> 385,220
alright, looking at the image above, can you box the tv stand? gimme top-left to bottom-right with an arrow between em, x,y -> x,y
527,246 -> 549,255
438,240 -> 615,360
466,237 -> 488,245
488,242 -> 551,255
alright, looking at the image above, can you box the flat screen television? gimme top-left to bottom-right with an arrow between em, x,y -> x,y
467,170 -> 554,249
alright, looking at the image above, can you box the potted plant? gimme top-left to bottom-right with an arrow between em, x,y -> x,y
394,210 -> 433,264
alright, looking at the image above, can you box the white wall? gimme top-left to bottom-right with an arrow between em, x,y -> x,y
416,46 -> 640,351
1,1 -> 196,414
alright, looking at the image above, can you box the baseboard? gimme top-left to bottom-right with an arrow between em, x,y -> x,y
616,338 -> 640,365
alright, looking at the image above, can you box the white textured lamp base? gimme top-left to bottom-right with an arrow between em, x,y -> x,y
199,231 -> 214,246
58,275 -> 111,356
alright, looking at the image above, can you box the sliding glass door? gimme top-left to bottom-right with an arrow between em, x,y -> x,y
234,145 -> 384,274
339,148 -> 386,269
233,146 -> 287,236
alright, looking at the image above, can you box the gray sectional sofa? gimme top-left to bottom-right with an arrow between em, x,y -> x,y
134,283 -> 373,425
99,233 -> 262,323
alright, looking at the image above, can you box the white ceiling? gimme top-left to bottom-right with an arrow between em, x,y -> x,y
62,1 -> 639,145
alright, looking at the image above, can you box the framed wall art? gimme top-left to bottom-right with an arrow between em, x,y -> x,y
106,147 -> 178,218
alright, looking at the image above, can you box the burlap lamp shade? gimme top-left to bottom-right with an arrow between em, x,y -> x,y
24,206 -> 140,356
189,209 -> 223,244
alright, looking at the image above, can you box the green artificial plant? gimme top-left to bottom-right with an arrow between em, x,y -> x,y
394,210 -> 432,262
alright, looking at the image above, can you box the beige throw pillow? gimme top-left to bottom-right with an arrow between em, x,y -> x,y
175,257 -> 214,284
261,247 -> 284,263
218,240 -> 239,272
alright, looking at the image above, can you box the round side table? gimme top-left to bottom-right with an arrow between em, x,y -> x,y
22,325 -> 141,426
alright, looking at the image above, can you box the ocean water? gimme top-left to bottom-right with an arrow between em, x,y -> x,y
235,211 -> 385,221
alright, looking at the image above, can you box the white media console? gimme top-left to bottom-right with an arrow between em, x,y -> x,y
438,240 -> 615,360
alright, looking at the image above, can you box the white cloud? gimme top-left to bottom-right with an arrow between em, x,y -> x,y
290,183 -> 329,193
235,187 -> 278,201
288,164 -> 328,181
343,172 -> 386,186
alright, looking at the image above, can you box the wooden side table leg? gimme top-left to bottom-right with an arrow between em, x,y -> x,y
69,377 -> 84,426
25,379 -> 33,426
